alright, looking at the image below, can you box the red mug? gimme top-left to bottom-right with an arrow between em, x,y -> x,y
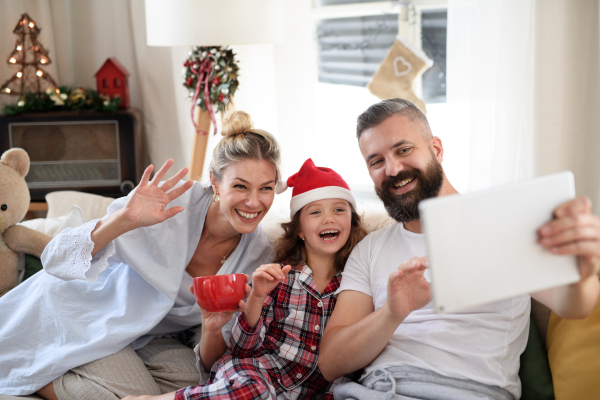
192,274 -> 246,312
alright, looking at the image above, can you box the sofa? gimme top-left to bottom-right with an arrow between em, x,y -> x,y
13,190 -> 600,400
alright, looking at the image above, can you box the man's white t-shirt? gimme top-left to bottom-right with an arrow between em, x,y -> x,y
339,222 -> 530,398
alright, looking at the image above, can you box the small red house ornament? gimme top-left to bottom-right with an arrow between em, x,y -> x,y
95,57 -> 130,109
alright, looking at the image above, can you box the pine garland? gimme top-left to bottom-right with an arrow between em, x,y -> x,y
1,86 -> 121,116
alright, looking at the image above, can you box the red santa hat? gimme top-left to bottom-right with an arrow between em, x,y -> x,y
277,158 -> 357,218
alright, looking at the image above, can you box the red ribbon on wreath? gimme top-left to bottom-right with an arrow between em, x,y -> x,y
189,58 -> 218,135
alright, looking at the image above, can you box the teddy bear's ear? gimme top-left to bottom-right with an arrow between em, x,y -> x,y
1,148 -> 30,177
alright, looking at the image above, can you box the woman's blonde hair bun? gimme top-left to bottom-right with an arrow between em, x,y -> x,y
222,110 -> 254,137
209,109 -> 281,185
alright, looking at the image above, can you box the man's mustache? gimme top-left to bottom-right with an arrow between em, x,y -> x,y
382,169 -> 421,191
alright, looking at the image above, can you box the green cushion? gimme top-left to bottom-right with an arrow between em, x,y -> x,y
519,315 -> 555,400
23,254 -> 43,282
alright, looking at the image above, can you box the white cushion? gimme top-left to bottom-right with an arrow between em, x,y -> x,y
46,191 -> 115,222
18,205 -> 86,237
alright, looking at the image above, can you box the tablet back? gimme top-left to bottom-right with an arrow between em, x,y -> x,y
419,171 -> 579,314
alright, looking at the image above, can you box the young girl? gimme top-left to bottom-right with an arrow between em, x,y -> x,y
123,158 -> 367,400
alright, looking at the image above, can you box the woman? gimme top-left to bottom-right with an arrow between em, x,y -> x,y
0,111 -> 281,400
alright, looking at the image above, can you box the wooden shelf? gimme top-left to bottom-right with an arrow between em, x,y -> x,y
28,202 -> 48,212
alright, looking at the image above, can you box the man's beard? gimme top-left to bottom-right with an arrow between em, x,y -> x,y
375,157 -> 444,222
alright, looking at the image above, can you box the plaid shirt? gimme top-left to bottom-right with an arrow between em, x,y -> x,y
227,264 -> 346,399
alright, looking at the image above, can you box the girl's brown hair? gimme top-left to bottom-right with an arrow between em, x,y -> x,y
272,207 -> 367,272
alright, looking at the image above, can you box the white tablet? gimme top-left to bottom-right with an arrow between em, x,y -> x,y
419,171 -> 580,314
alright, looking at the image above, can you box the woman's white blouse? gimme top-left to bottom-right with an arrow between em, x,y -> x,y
0,182 -> 272,396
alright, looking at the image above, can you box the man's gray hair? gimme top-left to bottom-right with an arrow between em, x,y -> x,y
356,98 -> 432,140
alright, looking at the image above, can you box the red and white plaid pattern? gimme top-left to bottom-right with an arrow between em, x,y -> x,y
175,264 -> 350,400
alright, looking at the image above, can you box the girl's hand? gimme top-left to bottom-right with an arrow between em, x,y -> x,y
189,276 -> 252,332
250,263 -> 292,300
120,159 -> 193,230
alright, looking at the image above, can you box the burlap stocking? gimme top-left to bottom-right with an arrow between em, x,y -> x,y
367,36 -> 433,113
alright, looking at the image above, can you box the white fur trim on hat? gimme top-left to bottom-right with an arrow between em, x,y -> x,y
275,180 -> 288,195
289,186 -> 357,218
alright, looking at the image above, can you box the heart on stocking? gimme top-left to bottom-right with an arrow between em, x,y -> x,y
393,56 -> 412,77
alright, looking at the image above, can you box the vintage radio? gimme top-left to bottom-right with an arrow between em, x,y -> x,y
0,110 -> 143,201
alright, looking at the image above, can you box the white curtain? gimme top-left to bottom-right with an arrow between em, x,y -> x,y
447,0 -> 600,213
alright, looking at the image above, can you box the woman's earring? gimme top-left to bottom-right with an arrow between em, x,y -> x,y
300,236 -> 305,241
213,192 -> 220,202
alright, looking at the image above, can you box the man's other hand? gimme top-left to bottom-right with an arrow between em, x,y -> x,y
538,196 -> 600,280
386,257 -> 431,321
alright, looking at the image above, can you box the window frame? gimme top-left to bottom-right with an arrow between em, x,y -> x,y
312,0 -> 448,98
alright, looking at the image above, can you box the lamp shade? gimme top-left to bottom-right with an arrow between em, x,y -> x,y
145,0 -> 284,46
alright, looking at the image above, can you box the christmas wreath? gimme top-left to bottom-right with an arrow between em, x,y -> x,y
1,86 -> 121,116
183,46 -> 239,113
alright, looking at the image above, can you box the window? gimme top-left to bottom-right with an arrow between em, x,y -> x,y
312,1 -> 469,194
421,10 -> 447,103
317,14 -> 399,87
102,78 -> 109,89
113,78 -> 121,88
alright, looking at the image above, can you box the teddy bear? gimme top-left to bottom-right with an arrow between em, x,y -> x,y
0,148 -> 52,297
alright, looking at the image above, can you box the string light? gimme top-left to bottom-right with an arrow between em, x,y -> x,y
55,88 -> 60,93
16,45 -> 22,51
36,70 -> 43,77
16,72 -> 22,78
9,58 -> 16,63
40,59 -> 46,64
29,22 -> 35,28
4,88 -> 10,93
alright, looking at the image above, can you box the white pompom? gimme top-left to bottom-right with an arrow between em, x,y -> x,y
275,181 -> 288,195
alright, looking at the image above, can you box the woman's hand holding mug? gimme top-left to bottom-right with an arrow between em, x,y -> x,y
188,274 -> 251,332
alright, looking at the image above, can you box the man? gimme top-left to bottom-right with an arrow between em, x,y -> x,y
319,98 -> 600,400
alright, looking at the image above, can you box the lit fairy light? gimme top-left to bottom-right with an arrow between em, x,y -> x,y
40,59 -> 46,64
29,22 -> 34,28
4,88 -> 11,93
16,45 -> 22,51
16,72 -> 23,78
36,70 -> 43,77
9,58 -> 16,63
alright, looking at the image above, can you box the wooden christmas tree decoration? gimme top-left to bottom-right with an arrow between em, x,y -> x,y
0,13 -> 58,96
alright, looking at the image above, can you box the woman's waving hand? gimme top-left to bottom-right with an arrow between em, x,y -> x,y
120,159 -> 193,229
89,159 -> 193,256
